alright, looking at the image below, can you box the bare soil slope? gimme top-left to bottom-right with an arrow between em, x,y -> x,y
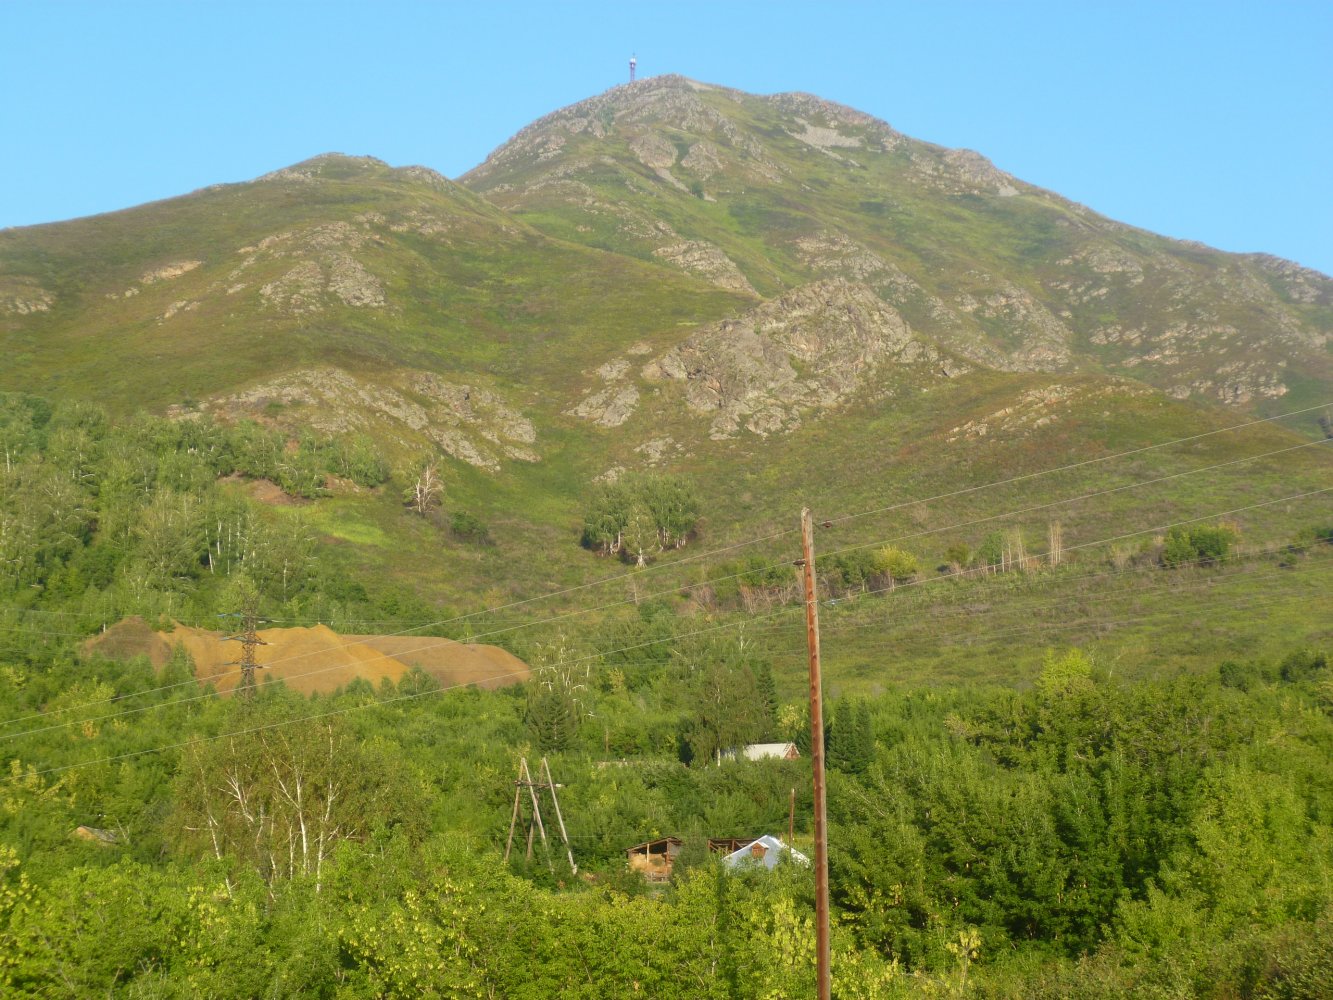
84,617 -> 529,695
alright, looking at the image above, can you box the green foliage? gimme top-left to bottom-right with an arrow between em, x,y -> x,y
874,545 -> 920,586
524,636 -> 589,754
674,633 -> 771,766
171,713 -> 427,884
448,510 -> 491,545
1278,647 -> 1328,684
580,472 -> 700,562
828,698 -> 874,773
1162,523 -> 1238,567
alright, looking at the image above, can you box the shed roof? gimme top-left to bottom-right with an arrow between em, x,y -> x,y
742,742 -> 800,761
625,836 -> 683,854
720,835 -> 810,871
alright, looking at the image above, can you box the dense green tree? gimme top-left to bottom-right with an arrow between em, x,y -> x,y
171,715 -> 426,887
581,472 -> 700,561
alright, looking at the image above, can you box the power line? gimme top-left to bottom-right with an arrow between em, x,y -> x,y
3,452 -> 1325,743
171,439 -> 1333,679
809,439 -> 1328,567
6,486 -> 1326,781
765,585 -> 1325,667
4,416 -> 1325,726
10,563 -> 1313,785
821,401 -> 1332,528
757,545 -> 1326,640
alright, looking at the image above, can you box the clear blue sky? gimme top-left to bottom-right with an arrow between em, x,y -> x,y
3,1 -> 1330,273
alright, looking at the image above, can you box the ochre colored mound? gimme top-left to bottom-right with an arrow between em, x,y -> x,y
83,617 -> 529,695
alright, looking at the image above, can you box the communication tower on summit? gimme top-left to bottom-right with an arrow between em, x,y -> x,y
629,54 -> 637,83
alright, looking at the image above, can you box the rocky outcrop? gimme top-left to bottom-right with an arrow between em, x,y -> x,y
642,279 -> 935,438
254,153 -> 389,184
948,279 -> 1073,371
465,75 -> 786,191
651,240 -> 756,294
237,222 -> 387,314
944,382 -> 1150,443
140,260 -> 203,284
184,367 -> 538,472
567,360 -> 641,427
0,278 -> 54,315
1247,254 -> 1332,305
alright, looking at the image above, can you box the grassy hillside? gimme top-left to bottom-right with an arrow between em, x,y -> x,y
0,78 -> 1331,997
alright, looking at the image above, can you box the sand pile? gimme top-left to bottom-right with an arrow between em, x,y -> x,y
83,617 -> 529,695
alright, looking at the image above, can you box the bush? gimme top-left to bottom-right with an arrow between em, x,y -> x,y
1161,524 -> 1236,568
1218,659 -> 1271,692
1279,649 -> 1328,684
449,511 -> 492,545
874,546 -> 920,587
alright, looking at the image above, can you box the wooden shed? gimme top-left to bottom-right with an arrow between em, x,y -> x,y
625,836 -> 683,882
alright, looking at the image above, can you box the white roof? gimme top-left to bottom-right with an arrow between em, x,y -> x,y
742,742 -> 798,760
721,835 -> 810,870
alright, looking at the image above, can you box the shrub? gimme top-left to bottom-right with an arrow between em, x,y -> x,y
450,511 -> 492,545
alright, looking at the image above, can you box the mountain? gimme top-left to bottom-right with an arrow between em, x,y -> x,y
463,75 -> 1330,407
1,77 -> 1329,606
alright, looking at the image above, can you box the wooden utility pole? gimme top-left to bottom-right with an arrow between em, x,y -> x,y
788,786 -> 796,845
503,757 -> 577,877
800,507 -> 832,1000
541,757 -> 578,876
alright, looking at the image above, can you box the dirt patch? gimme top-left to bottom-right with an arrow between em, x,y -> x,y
83,619 -> 529,696
217,474 -> 304,506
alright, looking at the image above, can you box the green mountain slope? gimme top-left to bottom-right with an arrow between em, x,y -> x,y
464,75 -> 1331,407
0,152 -> 747,412
0,78 -> 1329,615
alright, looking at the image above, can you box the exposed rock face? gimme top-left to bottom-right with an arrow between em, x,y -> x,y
569,383 -> 641,427
466,75 -> 787,192
764,91 -> 903,151
680,140 -> 724,179
951,279 -> 1073,370
0,279 -> 54,315
141,260 -> 203,284
254,153 -> 389,184
393,164 -> 454,192
642,278 -> 934,438
793,232 -> 896,282
630,132 -> 678,171
940,149 -> 1019,197
651,239 -> 756,294
238,222 -> 387,313
945,382 -> 1150,443
567,359 -> 641,427
186,367 -> 538,472
1245,255 -> 1333,305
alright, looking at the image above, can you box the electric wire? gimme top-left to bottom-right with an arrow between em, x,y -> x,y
6,486 -> 1326,780
755,544 -> 1324,640
820,401 -> 1333,528
2,443 -> 1326,741
11,557 -> 1317,785
4,403 -> 1325,715
2,442 -> 1321,739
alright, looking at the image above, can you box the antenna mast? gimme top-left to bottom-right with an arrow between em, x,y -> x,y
629,54 -> 637,83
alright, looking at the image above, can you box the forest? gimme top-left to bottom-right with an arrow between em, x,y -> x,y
1,392 -> 1331,997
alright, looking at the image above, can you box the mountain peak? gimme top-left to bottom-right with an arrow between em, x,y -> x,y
254,153 -> 391,184
250,153 -> 459,197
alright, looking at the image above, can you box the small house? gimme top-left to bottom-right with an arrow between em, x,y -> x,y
625,836 -> 683,882
71,826 -> 120,846
720,835 -> 809,871
742,742 -> 800,761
